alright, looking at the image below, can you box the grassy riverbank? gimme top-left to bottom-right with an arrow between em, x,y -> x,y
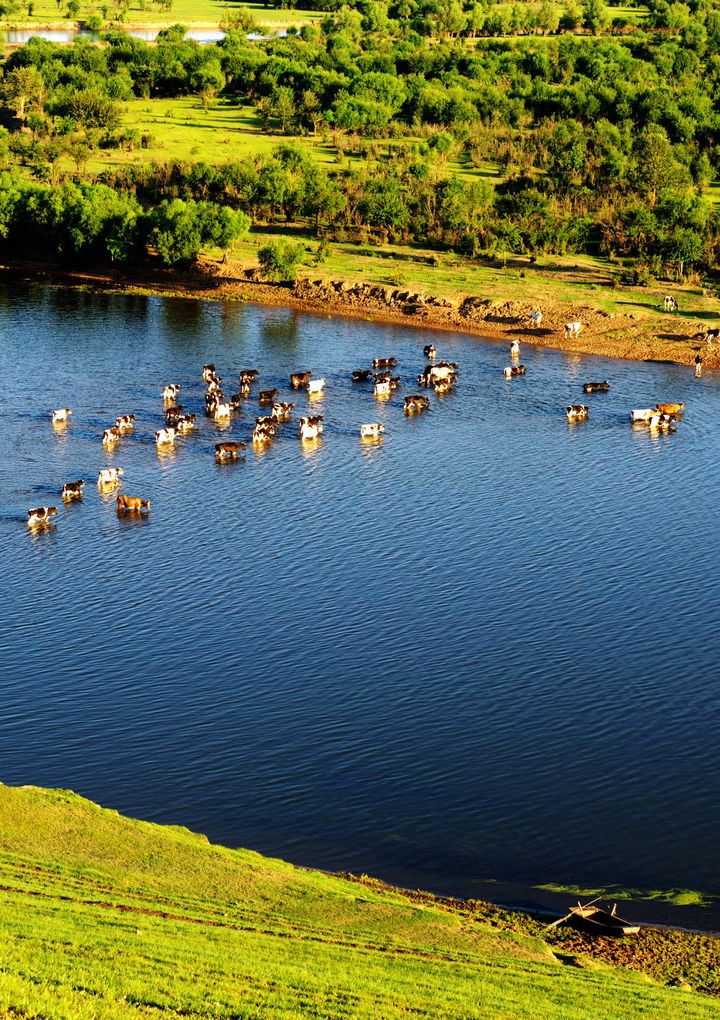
5,239 -> 718,371
0,783 -> 718,1018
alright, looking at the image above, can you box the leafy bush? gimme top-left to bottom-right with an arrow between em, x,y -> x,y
258,240 -> 305,282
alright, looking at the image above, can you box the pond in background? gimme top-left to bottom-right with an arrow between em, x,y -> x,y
1,281 -> 718,904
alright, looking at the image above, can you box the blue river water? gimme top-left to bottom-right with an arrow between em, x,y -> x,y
1,281 -> 718,902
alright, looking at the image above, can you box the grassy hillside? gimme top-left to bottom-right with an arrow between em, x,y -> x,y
0,783 -> 715,1019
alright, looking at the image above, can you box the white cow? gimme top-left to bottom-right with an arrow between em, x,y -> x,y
360,423 -> 385,439
630,408 -> 656,423
564,321 -> 584,340
529,308 -> 543,327
51,407 -> 72,424
155,427 -> 176,446
300,417 -> 323,441
98,467 -> 124,486
566,404 -> 589,422
663,295 -> 678,312
102,426 -> 121,448
307,378 -> 325,396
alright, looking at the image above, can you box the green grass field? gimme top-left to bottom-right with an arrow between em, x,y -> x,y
93,97 -> 336,171
0,783 -> 715,1018
5,0 -> 320,29
89,98 -> 491,180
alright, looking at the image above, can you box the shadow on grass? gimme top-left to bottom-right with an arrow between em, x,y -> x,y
617,300 -> 719,321
353,248 -> 437,266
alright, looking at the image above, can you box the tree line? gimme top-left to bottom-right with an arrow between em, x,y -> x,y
1,7 -> 720,277
0,170 -> 250,265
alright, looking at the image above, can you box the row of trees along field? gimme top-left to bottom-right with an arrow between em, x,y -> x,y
0,5 -> 720,275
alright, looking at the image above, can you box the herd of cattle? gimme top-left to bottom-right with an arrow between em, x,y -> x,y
26,323 -> 687,528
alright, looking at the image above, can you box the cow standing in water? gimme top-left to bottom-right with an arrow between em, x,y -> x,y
117,495 -> 150,515
62,480 -> 84,502
27,506 -> 58,527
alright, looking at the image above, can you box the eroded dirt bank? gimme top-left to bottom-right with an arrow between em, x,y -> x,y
3,257 -> 717,368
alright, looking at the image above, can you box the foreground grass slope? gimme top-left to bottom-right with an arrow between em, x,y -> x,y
0,784 -> 712,1019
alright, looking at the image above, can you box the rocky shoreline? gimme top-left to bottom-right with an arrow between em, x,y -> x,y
2,257 -> 716,369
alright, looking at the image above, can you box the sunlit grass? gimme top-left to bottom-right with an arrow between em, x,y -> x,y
0,783 -> 716,1019
4,0 -> 320,28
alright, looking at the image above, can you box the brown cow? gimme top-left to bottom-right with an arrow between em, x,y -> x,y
215,441 -> 247,462
291,371 -> 312,389
259,389 -> 280,405
373,357 -> 397,369
117,494 -> 150,514
165,405 -> 185,425
656,402 -> 685,415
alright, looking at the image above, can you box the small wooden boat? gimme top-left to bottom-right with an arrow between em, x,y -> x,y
567,901 -> 639,936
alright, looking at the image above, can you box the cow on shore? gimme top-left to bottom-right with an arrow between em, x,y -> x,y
564,321 -> 585,340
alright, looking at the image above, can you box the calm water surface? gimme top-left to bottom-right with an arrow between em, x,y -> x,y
1,282 -> 718,901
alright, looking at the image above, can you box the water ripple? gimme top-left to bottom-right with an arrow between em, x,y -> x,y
1,283 -> 719,899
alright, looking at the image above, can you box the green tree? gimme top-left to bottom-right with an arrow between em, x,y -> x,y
662,227 -> 704,278
583,0 -> 609,33
147,198 -> 247,265
3,66 -> 44,121
69,88 -> 121,131
632,127 -> 692,205
257,239 -> 304,282
274,86 -> 297,134
147,198 -> 203,265
191,56 -> 225,111
546,120 -> 588,193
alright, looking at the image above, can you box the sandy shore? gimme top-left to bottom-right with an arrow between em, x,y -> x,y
2,256 -> 716,370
